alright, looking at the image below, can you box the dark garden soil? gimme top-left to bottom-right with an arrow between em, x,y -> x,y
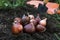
0,4 -> 60,40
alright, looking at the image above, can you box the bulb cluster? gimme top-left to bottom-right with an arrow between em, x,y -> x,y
12,13 -> 47,35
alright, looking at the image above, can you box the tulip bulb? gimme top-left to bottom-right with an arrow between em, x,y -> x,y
30,19 -> 37,26
27,13 -> 34,19
28,15 -> 34,19
22,14 -> 30,25
36,24 -> 46,32
12,19 -> 23,34
35,14 -> 41,23
24,22 -> 35,33
39,18 -> 47,26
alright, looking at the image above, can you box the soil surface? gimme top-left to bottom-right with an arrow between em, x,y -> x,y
0,5 -> 60,40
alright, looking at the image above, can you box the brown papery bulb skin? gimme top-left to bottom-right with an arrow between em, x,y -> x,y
39,18 -> 47,26
36,24 -> 46,32
27,13 -> 34,19
12,22 -> 23,34
22,14 -> 30,26
28,15 -> 34,19
24,23 -> 35,33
